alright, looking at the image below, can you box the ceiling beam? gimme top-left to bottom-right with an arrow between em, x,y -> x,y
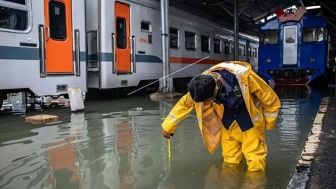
218,4 -> 233,17
238,0 -> 252,15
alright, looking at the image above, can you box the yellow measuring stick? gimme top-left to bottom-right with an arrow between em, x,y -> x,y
168,139 -> 171,159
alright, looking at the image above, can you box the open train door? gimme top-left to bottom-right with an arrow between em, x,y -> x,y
44,0 -> 74,74
115,2 -> 132,74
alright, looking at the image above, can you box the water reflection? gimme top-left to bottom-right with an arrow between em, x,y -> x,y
45,113 -> 86,188
266,86 -> 324,188
116,120 -> 137,188
276,86 -> 311,154
204,163 -> 266,189
74,108 -> 168,189
0,113 -> 87,189
275,86 -> 313,154
274,85 -> 311,100
46,135 -> 82,188
0,91 -> 326,189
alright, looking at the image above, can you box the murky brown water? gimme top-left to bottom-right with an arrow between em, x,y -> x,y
0,87 -> 326,189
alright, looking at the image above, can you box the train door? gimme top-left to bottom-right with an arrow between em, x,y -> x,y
115,2 -> 131,73
283,25 -> 298,66
44,0 -> 74,74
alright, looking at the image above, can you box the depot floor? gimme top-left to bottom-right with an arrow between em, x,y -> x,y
0,86 -> 331,189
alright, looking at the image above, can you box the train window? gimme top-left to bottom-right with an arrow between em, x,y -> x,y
3,0 -> 26,4
285,27 -> 296,44
185,31 -> 196,50
116,17 -> 126,49
248,47 -> 252,57
261,30 -> 278,44
87,31 -> 98,68
169,27 -> 179,48
148,34 -> 152,44
141,21 -> 152,33
230,41 -> 234,53
49,1 -> 66,40
303,28 -> 326,42
224,40 -> 230,54
239,45 -> 245,56
214,38 -> 221,53
0,0 -> 29,31
201,35 -> 210,52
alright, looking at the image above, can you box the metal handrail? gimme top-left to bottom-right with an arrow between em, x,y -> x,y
38,25 -> 46,77
74,29 -> 81,76
112,33 -> 116,73
131,35 -> 136,73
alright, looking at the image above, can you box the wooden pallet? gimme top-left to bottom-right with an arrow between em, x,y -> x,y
25,114 -> 59,124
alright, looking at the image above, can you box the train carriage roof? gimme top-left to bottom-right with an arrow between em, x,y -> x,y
164,0 -> 336,48
260,13 -> 328,30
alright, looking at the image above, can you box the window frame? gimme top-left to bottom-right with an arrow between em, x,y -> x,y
242,44 -> 246,56
238,44 -> 246,56
302,27 -> 327,43
3,0 -> 25,4
260,29 -> 279,44
224,40 -> 230,54
229,41 -> 234,54
0,0 -> 32,33
185,30 -> 196,51
116,17 -> 127,49
169,27 -> 179,49
49,0 -> 67,41
213,38 -> 221,54
201,35 -> 210,52
140,20 -> 152,33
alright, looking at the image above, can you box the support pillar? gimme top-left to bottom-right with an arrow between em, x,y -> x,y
234,0 -> 239,60
160,0 -> 172,92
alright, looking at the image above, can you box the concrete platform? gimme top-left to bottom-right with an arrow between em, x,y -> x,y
306,97 -> 336,189
288,97 -> 336,188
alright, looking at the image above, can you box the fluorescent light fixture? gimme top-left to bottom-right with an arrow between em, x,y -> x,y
267,13 -> 276,20
306,5 -> 321,10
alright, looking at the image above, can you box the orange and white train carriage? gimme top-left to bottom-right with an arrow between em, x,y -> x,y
0,0 -> 86,107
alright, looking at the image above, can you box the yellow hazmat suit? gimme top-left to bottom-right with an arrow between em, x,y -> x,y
162,61 -> 281,171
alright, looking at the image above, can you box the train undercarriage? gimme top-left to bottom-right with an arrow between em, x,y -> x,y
267,68 -> 317,86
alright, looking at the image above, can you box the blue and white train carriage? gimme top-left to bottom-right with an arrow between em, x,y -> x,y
258,7 -> 328,85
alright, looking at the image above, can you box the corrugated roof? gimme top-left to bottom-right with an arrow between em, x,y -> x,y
166,0 -> 336,47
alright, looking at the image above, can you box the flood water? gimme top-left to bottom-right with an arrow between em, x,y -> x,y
0,87 -> 326,189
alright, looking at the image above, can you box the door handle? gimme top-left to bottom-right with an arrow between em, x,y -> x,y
45,27 -> 50,41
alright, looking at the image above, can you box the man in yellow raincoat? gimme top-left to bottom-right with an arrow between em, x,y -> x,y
161,61 -> 281,172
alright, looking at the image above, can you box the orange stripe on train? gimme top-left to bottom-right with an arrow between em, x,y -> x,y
170,57 -> 224,64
